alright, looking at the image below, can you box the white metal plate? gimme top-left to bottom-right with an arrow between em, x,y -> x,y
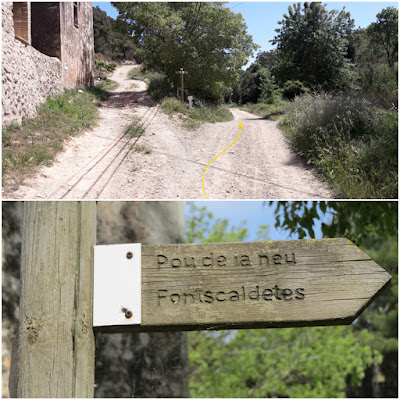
93,244 -> 141,327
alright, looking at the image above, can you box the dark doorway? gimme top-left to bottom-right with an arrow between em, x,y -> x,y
31,2 -> 61,59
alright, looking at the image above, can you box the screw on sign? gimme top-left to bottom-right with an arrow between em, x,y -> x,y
122,307 -> 133,319
93,239 -> 391,333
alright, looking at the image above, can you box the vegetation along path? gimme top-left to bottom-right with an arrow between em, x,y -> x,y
6,66 -> 333,199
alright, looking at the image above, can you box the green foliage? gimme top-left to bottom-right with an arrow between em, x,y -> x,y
349,8 -> 398,108
255,49 -> 279,70
281,80 -> 308,101
271,201 -> 397,245
367,7 -> 398,68
3,89 -> 99,179
185,203 -> 384,398
356,236 -> 398,397
272,2 -> 356,91
190,326 -> 378,398
188,104 -> 233,124
161,97 -> 233,130
112,2 -> 258,104
233,63 -> 276,105
271,201 -> 398,397
127,67 -> 160,82
161,97 -> 187,116
358,62 -> 397,108
86,80 -> 114,102
95,59 -> 117,79
185,204 -> 249,244
147,72 -> 173,101
96,78 -> 119,92
93,6 -> 139,62
259,71 -> 278,104
280,94 -> 398,198
238,101 -> 285,120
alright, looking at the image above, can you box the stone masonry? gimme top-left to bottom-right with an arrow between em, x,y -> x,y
2,2 -> 94,125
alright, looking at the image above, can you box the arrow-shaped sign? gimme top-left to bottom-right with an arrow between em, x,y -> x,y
93,238 -> 391,333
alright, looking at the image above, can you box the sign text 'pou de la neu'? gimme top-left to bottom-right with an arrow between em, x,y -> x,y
93,239 -> 391,333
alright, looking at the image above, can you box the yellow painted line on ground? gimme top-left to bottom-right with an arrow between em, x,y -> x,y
202,121 -> 243,198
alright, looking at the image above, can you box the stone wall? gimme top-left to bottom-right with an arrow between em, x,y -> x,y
2,2 -> 95,125
2,2 -> 62,125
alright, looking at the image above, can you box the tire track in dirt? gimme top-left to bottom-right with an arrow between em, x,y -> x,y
4,65 -> 334,199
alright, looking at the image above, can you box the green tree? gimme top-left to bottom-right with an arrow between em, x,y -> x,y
271,201 -> 397,244
349,7 -> 398,107
367,7 -> 398,68
272,2 -> 355,90
190,325 -> 378,397
233,63 -> 277,104
272,201 -> 398,397
186,203 -> 383,397
112,2 -> 258,103
93,6 -> 138,62
255,49 -> 279,71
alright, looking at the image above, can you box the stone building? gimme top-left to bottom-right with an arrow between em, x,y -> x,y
2,2 -> 95,125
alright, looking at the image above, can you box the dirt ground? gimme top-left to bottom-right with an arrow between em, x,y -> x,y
4,65 -> 333,199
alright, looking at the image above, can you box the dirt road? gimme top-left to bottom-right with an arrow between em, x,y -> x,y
5,65 -> 333,199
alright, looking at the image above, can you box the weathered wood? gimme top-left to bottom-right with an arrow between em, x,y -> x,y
11,202 -> 96,397
96,238 -> 391,333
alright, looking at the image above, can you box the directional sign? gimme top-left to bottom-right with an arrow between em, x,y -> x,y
93,239 -> 391,333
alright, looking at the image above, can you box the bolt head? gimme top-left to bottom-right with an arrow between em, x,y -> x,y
125,310 -> 133,319
126,251 -> 133,259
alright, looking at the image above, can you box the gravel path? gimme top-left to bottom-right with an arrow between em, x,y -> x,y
4,65 -> 333,199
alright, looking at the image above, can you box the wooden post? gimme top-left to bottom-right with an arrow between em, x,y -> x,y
175,68 -> 188,103
10,202 -> 96,397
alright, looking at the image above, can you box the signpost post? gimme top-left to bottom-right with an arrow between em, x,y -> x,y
175,68 -> 188,103
10,202 -> 96,398
93,238 -> 391,333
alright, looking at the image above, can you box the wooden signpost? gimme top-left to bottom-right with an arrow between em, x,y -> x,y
12,203 -> 393,398
94,238 -> 391,333
175,67 -> 188,103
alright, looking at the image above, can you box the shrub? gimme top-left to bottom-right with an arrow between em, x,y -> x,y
161,97 -> 233,129
161,97 -> 187,116
3,89 -> 99,180
358,63 -> 398,108
147,73 -> 173,101
281,80 -> 308,101
95,59 -> 116,78
239,101 -> 286,120
280,94 -> 398,198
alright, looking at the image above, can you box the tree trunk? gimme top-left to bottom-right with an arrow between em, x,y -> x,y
9,202 -> 96,397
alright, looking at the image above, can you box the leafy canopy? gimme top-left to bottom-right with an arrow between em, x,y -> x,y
186,202 -> 381,398
272,2 -> 355,90
271,201 -> 398,397
272,201 -> 397,245
93,6 -> 138,61
367,6 -> 398,68
112,2 -> 258,103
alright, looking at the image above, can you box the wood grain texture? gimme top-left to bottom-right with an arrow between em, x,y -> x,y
97,238 -> 391,333
12,202 -> 96,398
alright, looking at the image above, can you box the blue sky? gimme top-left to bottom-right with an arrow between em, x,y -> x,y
93,1 -> 397,65
184,201 -> 331,241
